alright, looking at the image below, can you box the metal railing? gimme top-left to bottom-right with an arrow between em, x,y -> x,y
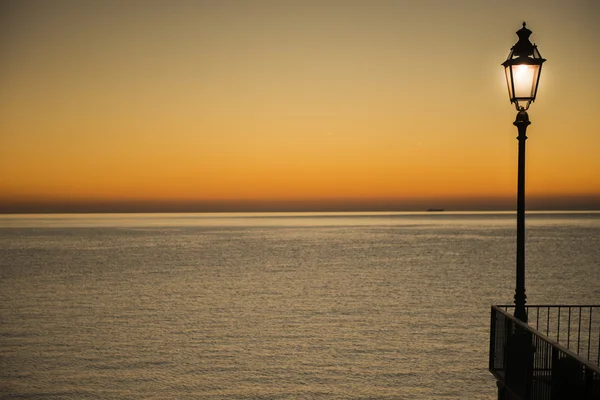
490,305 -> 600,399
498,305 -> 600,367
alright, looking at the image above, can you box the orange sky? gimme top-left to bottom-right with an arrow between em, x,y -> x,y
1,1 -> 599,212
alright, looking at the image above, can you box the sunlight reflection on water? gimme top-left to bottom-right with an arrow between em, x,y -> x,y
1,212 -> 599,399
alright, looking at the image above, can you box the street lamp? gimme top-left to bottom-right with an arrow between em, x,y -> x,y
502,22 -> 546,323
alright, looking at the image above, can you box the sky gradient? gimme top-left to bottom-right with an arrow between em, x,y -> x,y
1,0 -> 599,212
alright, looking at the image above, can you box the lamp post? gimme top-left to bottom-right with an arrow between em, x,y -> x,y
502,22 -> 546,323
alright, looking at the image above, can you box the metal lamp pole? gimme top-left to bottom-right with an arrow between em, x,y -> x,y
502,23 -> 546,322
514,110 -> 530,322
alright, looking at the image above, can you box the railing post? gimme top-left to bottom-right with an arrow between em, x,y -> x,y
551,346 -> 560,399
491,306 -> 497,371
584,367 -> 594,399
505,327 -> 534,399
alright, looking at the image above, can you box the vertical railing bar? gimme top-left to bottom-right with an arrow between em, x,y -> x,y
547,306 -> 550,337
536,306 -> 540,331
588,306 -> 592,361
526,331 -> 531,398
578,307 -> 582,355
567,306 -> 572,349
544,338 -> 549,399
546,338 -> 550,397
534,337 -> 546,395
547,335 -> 551,369
526,335 -> 540,399
504,312 -> 509,368
557,306 -> 561,343
545,358 -> 548,398
548,342 -> 552,398
540,334 -> 543,373
537,336 -> 541,399
597,321 -> 600,367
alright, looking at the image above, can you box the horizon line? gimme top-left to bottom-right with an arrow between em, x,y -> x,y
2,208 -> 600,216
1,194 -> 600,214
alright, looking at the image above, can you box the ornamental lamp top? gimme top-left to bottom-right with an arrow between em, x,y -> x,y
502,22 -> 546,111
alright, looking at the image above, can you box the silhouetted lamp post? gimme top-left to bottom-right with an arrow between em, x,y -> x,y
502,22 -> 546,323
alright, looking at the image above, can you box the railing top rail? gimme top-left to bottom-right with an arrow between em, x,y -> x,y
496,304 -> 600,308
491,305 -> 600,374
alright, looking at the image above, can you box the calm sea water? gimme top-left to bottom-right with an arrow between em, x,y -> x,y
1,212 -> 599,399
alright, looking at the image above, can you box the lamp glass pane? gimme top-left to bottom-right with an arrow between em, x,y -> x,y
504,66 -> 514,100
531,64 -> 542,99
511,64 -> 540,99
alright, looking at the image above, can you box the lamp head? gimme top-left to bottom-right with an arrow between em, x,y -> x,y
502,22 -> 546,111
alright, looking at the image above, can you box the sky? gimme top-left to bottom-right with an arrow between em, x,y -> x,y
1,0 -> 599,213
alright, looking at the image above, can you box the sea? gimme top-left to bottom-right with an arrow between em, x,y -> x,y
1,211 -> 599,399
